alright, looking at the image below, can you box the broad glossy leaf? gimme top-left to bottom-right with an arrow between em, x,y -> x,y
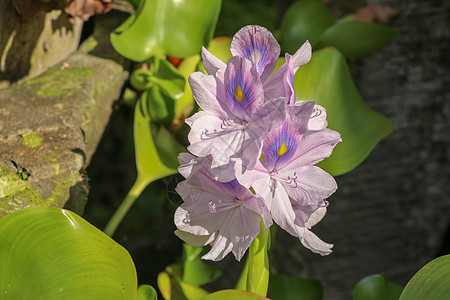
150,122 -> 186,169
268,274 -> 322,300
280,0 -> 335,52
353,274 -> 403,300
400,255 -> 450,300
111,0 -> 222,62
294,47 -> 394,175
134,95 -> 178,188
182,244 -> 222,286
203,289 -> 267,300
0,207 -> 137,299
137,284 -> 158,300
315,21 -> 399,59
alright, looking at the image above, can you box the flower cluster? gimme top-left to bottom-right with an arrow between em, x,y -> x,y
174,25 -> 341,261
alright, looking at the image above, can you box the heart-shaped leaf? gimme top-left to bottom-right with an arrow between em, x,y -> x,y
315,21 -> 399,59
280,0 -> 335,52
111,0 -> 222,62
294,47 -> 394,175
400,255 -> 450,300
0,207 -> 137,299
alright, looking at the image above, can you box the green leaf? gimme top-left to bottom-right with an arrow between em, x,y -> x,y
268,274 -> 323,300
182,244 -> 222,286
203,289 -> 267,300
134,94 -> 178,188
400,255 -> 450,300
0,207 -> 137,299
137,284 -> 158,300
146,86 -> 175,126
111,0 -> 222,62
280,0 -> 335,52
174,55 -> 201,119
150,59 -> 186,100
131,69 -> 154,91
293,47 -> 394,175
315,21 -> 399,59
246,221 -> 270,296
353,274 -> 403,300
157,264 -> 209,300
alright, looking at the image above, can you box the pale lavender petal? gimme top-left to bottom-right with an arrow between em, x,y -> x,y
202,233 -> 233,261
249,97 -> 286,134
308,104 -> 328,131
288,129 -> 341,168
286,100 -> 315,128
300,228 -> 333,256
263,40 -> 312,104
290,40 -> 312,72
201,46 -> 226,76
279,166 -> 337,206
224,56 -> 264,119
263,53 -> 295,104
188,72 -> 228,118
269,180 -> 298,237
177,152 -> 212,179
175,230 -> 216,247
230,206 -> 262,261
231,25 -> 281,82
187,113 -> 246,169
305,207 -> 327,228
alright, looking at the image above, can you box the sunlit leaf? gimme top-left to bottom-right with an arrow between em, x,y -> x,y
203,289 -> 267,300
174,55 -> 201,119
111,0 -> 222,62
0,207 -> 137,299
353,274 -> 403,300
400,255 -> 450,300
182,244 -> 222,286
293,47 -> 394,175
268,274 -> 322,300
134,95 -> 178,188
137,284 -> 158,300
280,0 -> 335,52
315,21 -> 399,59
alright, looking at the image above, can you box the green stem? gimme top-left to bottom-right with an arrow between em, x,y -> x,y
243,220 -> 270,296
104,176 -> 150,237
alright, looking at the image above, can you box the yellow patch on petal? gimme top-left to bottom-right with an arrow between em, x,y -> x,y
277,141 -> 288,156
251,50 -> 261,64
234,86 -> 244,102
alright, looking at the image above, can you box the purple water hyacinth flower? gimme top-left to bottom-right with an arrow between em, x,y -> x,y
202,25 -> 312,104
187,56 -> 286,181
235,101 -> 341,255
174,153 -> 272,261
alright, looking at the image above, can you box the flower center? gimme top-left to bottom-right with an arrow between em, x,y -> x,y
234,86 -> 244,102
277,141 -> 288,156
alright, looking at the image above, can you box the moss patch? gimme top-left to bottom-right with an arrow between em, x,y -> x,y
27,67 -> 97,97
20,132 -> 43,148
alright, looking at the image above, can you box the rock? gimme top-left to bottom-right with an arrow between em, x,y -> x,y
0,51 -> 126,217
